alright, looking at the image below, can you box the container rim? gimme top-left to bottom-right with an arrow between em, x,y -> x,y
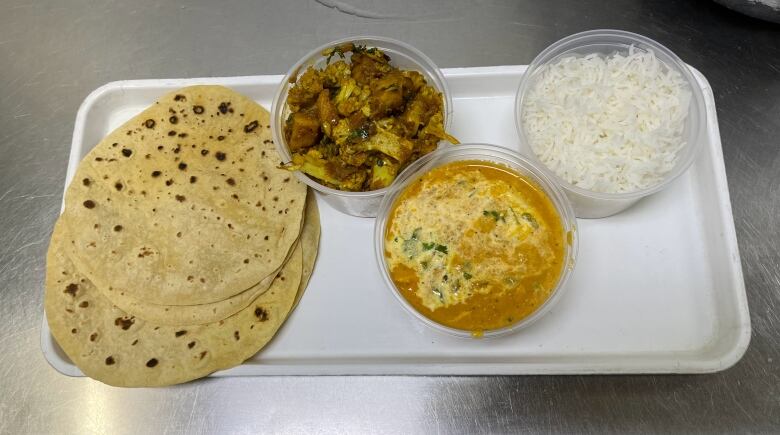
515,29 -> 707,201
373,143 -> 579,339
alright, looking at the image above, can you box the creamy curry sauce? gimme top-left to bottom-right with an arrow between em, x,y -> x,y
385,160 -> 565,334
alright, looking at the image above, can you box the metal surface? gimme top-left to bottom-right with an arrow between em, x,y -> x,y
0,0 -> 777,433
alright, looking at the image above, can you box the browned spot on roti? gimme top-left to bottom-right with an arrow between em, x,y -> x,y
146,358 -> 158,368
79,301 -> 89,308
82,178 -> 91,186
64,283 -> 79,297
244,120 -> 259,133
105,356 -> 115,365
175,330 -> 187,337
114,316 -> 135,330
254,307 -> 269,322
144,119 -> 156,128
83,200 -> 95,209
188,341 -> 196,349
90,332 -> 98,342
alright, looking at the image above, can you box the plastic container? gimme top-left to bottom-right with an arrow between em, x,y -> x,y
515,29 -> 707,218
271,36 -> 453,217
373,144 -> 579,338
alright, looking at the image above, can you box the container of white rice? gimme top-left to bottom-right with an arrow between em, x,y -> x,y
515,29 -> 707,218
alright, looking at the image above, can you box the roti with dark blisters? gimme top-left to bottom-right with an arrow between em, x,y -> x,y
61,85 -> 306,305
45,219 -> 302,387
81,190 -> 320,326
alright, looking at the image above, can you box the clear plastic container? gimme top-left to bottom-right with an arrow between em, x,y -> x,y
271,36 -> 453,217
515,29 -> 707,218
373,144 -> 579,338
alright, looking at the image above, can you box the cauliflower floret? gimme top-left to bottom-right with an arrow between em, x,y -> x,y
334,78 -> 370,117
322,60 -> 351,87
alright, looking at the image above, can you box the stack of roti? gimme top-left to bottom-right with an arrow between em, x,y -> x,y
45,85 -> 318,387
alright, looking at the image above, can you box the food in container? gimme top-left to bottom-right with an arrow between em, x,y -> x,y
375,144 -> 577,338
515,30 -> 707,218
272,36 -> 455,217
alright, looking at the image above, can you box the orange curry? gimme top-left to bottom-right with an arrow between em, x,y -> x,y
384,160 -> 566,335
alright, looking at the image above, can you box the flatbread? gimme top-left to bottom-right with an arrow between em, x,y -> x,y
294,191 -> 320,309
77,190 -> 320,325
61,85 -> 306,305
45,218 -> 302,387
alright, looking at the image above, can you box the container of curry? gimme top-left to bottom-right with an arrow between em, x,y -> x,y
374,144 -> 578,338
271,36 -> 455,217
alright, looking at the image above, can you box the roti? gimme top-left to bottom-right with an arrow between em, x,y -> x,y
294,192 -> 320,309
61,85 -> 307,305
45,218 -> 302,387
72,190 -> 320,325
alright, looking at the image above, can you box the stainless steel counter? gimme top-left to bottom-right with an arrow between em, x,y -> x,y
1,0 -> 778,433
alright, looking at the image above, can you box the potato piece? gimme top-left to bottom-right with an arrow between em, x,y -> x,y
324,160 -> 367,191
370,71 -> 406,117
339,146 -> 369,167
400,97 -> 433,135
316,89 -> 339,137
402,70 -> 427,93
286,112 -> 321,152
351,53 -> 390,85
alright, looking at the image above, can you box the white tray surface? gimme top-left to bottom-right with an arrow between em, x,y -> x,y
41,66 -> 749,376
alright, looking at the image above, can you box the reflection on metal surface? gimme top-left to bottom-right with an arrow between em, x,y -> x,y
0,0 -> 779,433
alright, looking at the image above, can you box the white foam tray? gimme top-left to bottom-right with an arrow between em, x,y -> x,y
42,65 -> 750,376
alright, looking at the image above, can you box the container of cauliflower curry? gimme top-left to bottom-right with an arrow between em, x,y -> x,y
271,38 -> 457,216
376,145 -> 577,338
